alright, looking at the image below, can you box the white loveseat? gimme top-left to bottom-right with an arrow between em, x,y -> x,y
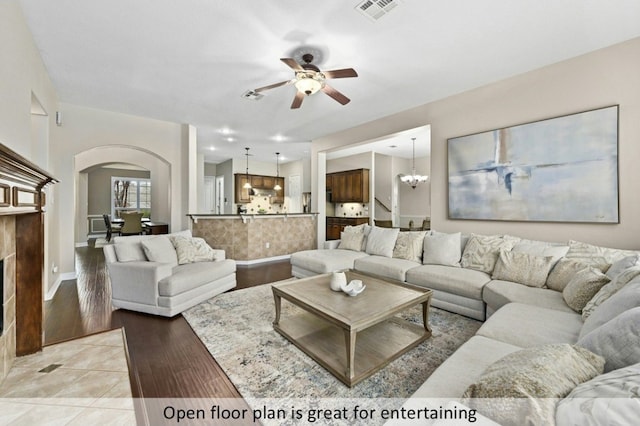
103,230 -> 236,317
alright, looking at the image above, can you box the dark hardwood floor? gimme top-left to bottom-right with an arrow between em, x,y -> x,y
44,244 -> 293,425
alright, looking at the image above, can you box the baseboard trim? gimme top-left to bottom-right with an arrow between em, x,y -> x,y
235,254 -> 291,266
45,271 -> 77,301
75,241 -> 88,248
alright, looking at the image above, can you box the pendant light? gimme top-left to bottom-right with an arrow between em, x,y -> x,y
400,138 -> 428,189
273,152 -> 282,191
243,147 -> 252,190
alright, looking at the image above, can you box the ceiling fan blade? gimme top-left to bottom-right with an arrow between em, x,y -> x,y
321,84 -> 351,105
254,79 -> 293,92
280,58 -> 304,71
290,91 -> 305,109
323,68 -> 358,79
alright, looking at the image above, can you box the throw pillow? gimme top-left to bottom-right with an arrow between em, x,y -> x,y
337,231 -> 365,252
141,236 -> 178,266
114,242 -> 147,262
460,234 -> 519,274
577,307 -> 640,372
565,240 -> 638,271
605,254 -> 640,279
491,250 -> 555,288
422,231 -> 462,267
365,226 -> 400,258
170,236 -> 217,265
555,362 -> 640,426
511,238 -> 569,267
343,223 -> 370,251
580,281 -> 640,339
546,258 -> 595,292
392,231 -> 427,263
462,344 -> 604,426
582,265 -> 640,320
562,267 -> 610,313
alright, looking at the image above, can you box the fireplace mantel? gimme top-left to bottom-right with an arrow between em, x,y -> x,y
0,143 -> 57,359
0,144 -> 57,216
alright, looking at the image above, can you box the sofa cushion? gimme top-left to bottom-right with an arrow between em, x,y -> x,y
511,238 -> 569,266
483,280 -> 575,313
353,255 -> 419,282
114,242 -> 147,262
461,234 -> 519,274
476,303 -> 583,348
582,265 -> 640,320
422,231 -> 462,267
580,280 -> 640,339
159,259 -> 236,296
565,239 -> 638,270
555,362 -> 640,426
577,307 -> 640,372
392,231 -> 427,263
141,236 -> 178,266
491,250 -> 555,288
546,258 -> 593,292
290,249 -> 369,274
462,344 -> 604,426
365,226 -> 399,258
337,231 -> 365,252
406,264 -> 491,300
605,254 -> 640,279
170,236 -> 218,264
562,267 -> 610,312
410,335 -> 521,398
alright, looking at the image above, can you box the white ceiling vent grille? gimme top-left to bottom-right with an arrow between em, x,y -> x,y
355,0 -> 401,21
241,90 -> 264,101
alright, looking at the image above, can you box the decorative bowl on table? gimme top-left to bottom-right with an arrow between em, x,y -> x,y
342,279 -> 366,297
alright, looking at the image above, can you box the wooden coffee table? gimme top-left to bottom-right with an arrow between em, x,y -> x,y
272,270 -> 432,387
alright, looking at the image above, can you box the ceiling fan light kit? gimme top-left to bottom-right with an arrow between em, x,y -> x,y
254,52 -> 358,109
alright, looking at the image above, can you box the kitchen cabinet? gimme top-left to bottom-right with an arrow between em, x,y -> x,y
272,177 -> 285,204
235,173 -> 285,204
326,217 -> 369,240
326,169 -> 369,203
235,174 -> 252,203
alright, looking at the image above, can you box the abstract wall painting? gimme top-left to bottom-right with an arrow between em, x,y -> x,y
448,106 -> 619,223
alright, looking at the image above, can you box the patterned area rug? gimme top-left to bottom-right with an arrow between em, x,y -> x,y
183,282 -> 481,400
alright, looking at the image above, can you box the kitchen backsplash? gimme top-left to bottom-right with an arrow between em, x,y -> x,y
243,195 -> 286,214
335,202 -> 369,217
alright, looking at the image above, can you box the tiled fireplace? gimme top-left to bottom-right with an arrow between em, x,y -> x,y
0,144 -> 56,384
0,216 -> 16,382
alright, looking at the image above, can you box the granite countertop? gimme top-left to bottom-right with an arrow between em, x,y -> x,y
188,212 -> 318,218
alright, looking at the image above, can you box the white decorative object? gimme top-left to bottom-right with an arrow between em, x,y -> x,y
329,271 -> 347,292
342,279 -> 366,297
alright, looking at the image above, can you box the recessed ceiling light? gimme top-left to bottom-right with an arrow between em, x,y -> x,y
209,146 -> 215,151
272,134 -> 286,142
220,127 -> 232,135
226,137 -> 235,142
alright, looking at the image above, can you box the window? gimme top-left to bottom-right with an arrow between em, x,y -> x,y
111,177 -> 151,219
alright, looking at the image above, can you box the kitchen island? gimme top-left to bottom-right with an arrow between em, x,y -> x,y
188,213 -> 318,263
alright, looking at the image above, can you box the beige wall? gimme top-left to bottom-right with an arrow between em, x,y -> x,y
314,37 -> 640,249
0,2 -> 60,293
52,103 -> 188,280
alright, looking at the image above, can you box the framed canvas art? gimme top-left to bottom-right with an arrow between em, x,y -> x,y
448,105 -> 619,223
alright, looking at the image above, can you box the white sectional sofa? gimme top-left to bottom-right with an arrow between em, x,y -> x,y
292,225 -> 640,424
104,230 -> 236,317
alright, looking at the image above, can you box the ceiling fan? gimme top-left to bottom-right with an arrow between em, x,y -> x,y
254,53 -> 358,109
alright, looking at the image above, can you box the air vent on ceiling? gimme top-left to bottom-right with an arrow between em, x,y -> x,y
241,90 -> 264,100
355,0 -> 401,21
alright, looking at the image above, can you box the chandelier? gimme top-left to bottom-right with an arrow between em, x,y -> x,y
400,137 -> 428,189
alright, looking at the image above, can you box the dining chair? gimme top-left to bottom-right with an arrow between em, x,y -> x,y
103,214 -> 122,242
421,218 -> 431,230
120,212 -> 144,236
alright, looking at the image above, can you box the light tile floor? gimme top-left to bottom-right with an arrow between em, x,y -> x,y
0,329 -> 135,425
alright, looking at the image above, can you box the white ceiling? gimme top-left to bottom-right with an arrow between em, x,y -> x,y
19,0 -> 640,164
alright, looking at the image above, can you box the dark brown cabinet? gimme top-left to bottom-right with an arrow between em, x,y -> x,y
326,169 -> 369,203
326,217 -> 369,240
235,173 -> 285,204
